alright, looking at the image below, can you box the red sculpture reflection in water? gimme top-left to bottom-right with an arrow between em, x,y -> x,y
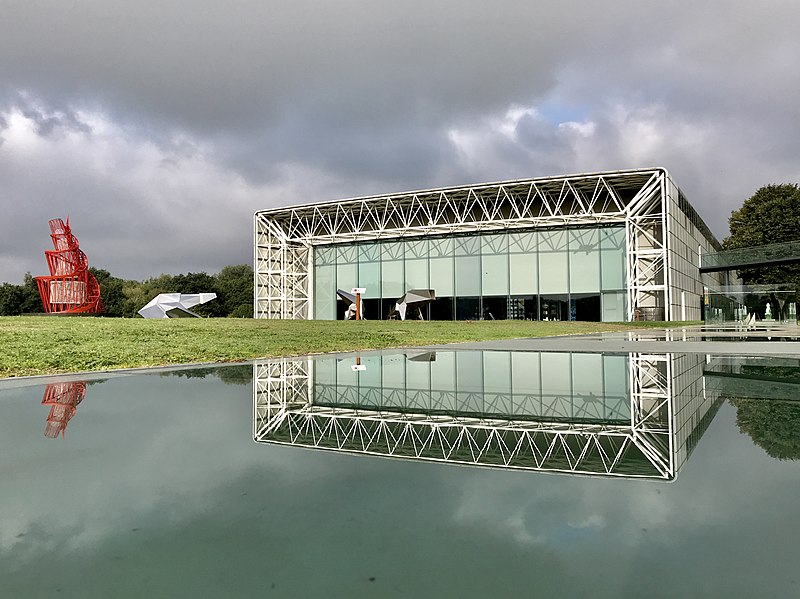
42,382 -> 87,438
35,218 -> 103,314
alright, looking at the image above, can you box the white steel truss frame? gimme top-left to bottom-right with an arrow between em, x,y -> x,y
253,353 -> 676,479
254,168 -> 671,320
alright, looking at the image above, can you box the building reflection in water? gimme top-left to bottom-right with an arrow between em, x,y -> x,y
253,350 -> 723,480
42,381 -> 87,438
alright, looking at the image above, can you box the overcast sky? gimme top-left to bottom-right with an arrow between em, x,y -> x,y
1,1 -> 799,283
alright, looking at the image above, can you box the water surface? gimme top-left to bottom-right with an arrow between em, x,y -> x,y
2,351 -> 799,598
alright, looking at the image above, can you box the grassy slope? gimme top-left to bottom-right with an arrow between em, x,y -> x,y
0,316 -> 679,378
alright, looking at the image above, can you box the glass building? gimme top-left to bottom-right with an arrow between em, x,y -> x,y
254,168 -> 727,321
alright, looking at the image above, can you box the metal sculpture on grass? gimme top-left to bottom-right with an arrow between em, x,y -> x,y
35,218 -> 103,314
388,289 -> 435,320
138,293 -> 217,318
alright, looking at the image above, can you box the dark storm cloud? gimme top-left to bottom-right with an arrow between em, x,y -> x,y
0,1 -> 799,281
0,1 -> 573,132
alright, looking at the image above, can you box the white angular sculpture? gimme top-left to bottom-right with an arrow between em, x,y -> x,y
388,289 -> 436,320
138,293 -> 217,319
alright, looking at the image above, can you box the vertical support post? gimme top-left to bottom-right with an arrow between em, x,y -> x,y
351,287 -> 366,320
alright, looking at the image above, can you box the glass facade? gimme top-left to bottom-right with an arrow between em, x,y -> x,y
312,350 -> 631,423
313,226 -> 627,321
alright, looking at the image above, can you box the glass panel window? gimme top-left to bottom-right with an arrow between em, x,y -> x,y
336,262 -> 357,294
313,355 -> 337,386
405,356 -> 431,391
406,259 -> 429,290
511,352 -> 541,402
509,253 -> 537,295
381,241 -> 405,261
357,356 -> 382,397
455,255 -> 480,296
508,231 -> 537,254
358,243 -> 381,263
314,264 -> 336,320
455,235 -> 481,257
406,239 -> 428,260
315,245 -> 337,266
483,351 -> 511,395
569,229 -> 600,293
571,353 -> 604,420
336,353 -> 359,388
482,233 -> 508,295
381,354 -> 406,390
382,260 -> 404,298
430,350 -> 456,394
509,232 -> 537,295
538,230 -> 568,293
481,233 -> 507,255
337,245 -> 357,263
540,352 -> 572,419
357,243 -> 381,298
456,351 -> 483,394
430,258 -> 454,296
601,227 -> 626,290
357,263 -> 381,298
482,254 -> 509,295
602,291 -> 626,321
603,354 -> 630,419
429,236 -> 454,258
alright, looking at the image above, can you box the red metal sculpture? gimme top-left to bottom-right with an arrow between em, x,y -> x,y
42,381 -> 87,438
36,218 -> 103,314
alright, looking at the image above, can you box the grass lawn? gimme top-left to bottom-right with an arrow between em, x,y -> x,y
0,316 -> 684,378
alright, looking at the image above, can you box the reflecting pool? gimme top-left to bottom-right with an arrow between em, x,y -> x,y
2,350 -> 800,598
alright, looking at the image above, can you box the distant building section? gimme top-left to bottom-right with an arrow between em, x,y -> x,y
36,218 -> 103,314
138,293 -> 217,318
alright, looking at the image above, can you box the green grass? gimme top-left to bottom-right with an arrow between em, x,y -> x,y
0,316 -> 684,378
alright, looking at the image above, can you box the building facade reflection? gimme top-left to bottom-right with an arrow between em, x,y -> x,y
254,350 -> 722,480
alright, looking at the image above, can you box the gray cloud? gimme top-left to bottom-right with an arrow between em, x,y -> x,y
1,1 -> 799,281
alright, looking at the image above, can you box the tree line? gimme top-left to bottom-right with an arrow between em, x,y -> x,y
0,264 -> 253,317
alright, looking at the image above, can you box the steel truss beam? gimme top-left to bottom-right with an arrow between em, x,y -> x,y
254,168 -> 672,320
253,353 -> 676,479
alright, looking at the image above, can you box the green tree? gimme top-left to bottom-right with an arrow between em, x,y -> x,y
90,268 -> 127,317
731,398 -> 800,460
0,283 -> 26,315
724,183 -> 800,287
122,279 -> 152,317
215,264 -> 253,317
19,273 -> 44,313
